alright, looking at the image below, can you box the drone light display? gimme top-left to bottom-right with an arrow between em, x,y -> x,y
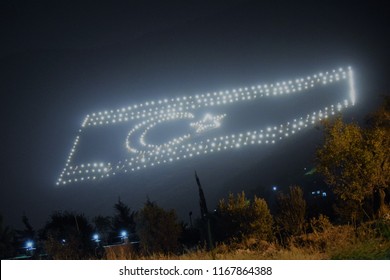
56,66 -> 356,186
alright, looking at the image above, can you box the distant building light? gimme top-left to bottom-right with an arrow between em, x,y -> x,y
311,190 -> 327,197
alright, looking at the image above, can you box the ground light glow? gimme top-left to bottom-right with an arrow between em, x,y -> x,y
56,67 -> 356,186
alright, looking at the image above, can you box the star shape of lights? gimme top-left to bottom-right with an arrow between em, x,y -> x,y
190,113 -> 226,134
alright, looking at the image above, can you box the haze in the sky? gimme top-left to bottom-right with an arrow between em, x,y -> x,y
0,0 -> 388,229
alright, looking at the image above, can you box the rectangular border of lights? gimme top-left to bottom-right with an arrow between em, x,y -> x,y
56,67 -> 356,186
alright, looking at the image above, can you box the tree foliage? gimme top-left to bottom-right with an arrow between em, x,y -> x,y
136,200 -> 182,254
111,198 -> 136,241
15,214 -> 35,245
316,98 -> 390,218
275,186 -> 306,237
41,211 -> 94,259
194,171 -> 213,250
0,214 -> 15,259
217,191 -> 273,242
93,215 -> 111,245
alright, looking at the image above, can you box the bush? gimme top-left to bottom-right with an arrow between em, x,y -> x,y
275,186 -> 306,239
217,192 -> 274,242
41,211 -> 94,259
136,200 -> 182,255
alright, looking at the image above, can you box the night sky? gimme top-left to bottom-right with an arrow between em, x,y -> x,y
1,0 -> 389,229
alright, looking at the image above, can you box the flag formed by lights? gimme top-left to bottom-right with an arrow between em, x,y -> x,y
57,67 -> 356,185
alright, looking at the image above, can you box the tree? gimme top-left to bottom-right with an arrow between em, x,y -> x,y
41,211 -> 94,259
365,96 -> 390,216
275,186 -> 306,237
93,215 -> 111,245
136,199 -> 181,255
111,198 -> 136,241
0,214 -> 15,259
316,99 -> 390,220
332,197 -> 365,224
217,191 -> 274,242
194,171 -> 213,250
15,214 -> 35,244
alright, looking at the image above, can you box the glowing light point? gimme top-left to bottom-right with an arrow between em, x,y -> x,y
26,241 -> 33,249
92,234 -> 100,242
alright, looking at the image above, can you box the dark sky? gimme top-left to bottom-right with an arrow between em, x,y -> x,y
1,0 -> 389,229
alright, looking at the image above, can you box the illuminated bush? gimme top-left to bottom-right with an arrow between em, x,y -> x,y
217,191 -> 273,242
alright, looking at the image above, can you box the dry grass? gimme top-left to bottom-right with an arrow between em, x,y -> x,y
105,220 -> 390,260
104,244 -> 137,260
104,240 -> 326,260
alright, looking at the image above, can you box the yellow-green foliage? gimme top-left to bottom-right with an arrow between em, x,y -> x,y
275,186 -> 306,237
317,107 -> 389,219
217,192 -> 273,242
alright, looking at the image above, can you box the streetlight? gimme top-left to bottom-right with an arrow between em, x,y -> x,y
92,233 -> 100,245
92,233 -> 102,257
120,230 -> 128,244
25,240 -> 35,256
26,241 -> 33,249
92,233 -> 100,242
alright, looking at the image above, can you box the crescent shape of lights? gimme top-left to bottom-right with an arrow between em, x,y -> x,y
56,66 -> 356,186
125,111 -> 195,154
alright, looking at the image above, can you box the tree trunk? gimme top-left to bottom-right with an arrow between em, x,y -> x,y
373,187 -> 386,218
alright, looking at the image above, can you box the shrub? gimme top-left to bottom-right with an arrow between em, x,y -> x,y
275,186 -> 306,238
136,200 -> 182,255
217,192 -> 273,242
